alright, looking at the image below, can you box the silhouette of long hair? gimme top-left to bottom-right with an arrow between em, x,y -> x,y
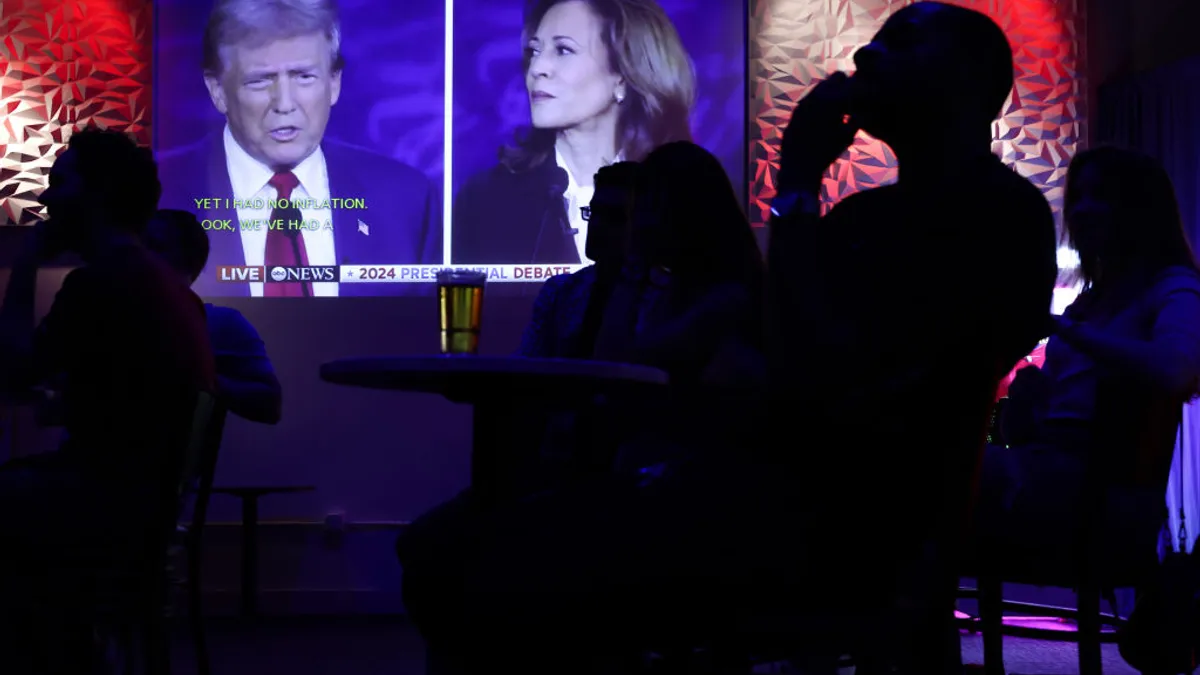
635,141 -> 764,342
579,161 -> 640,356
1064,146 -> 1197,300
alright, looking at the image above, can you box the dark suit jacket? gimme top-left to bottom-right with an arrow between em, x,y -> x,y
768,154 -> 1058,553
157,133 -> 441,297
451,156 -> 580,265
516,267 -> 600,358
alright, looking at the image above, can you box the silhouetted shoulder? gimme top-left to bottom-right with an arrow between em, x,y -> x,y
527,270 -> 575,312
541,270 -> 575,293
517,270 -> 580,358
819,183 -> 903,240
204,303 -> 257,335
982,161 -> 1058,263
989,161 -> 1054,217
204,303 -> 269,356
1151,265 -> 1200,300
826,182 -> 905,218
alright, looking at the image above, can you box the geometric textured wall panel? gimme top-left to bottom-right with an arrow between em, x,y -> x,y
749,0 -> 1085,228
0,0 -> 152,226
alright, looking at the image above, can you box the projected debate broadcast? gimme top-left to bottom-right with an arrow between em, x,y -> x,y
153,0 -> 746,297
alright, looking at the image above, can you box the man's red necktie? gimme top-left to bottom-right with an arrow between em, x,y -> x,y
264,171 -> 311,297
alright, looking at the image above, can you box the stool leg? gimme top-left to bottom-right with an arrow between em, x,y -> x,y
1102,589 -> 1121,622
1077,582 -> 1102,675
979,576 -> 1005,675
240,496 -> 260,617
188,529 -> 211,675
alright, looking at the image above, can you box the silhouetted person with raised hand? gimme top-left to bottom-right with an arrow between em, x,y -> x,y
767,3 -> 1057,672
145,209 -> 283,424
0,129 -> 215,672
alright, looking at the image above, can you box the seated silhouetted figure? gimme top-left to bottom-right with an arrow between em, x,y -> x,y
767,3 -> 1057,671
517,161 -> 639,358
979,147 -> 1200,573
399,142 -> 776,675
145,209 -> 282,424
511,163 -> 641,484
0,129 -> 216,671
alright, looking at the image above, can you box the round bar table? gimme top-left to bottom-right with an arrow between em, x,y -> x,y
319,356 -> 668,502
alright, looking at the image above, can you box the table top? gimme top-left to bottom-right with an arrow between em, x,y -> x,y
319,355 -> 668,402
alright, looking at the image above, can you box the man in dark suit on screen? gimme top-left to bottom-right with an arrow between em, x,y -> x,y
157,0 -> 440,298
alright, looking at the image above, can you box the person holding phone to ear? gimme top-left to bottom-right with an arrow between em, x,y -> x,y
767,3 -> 1058,670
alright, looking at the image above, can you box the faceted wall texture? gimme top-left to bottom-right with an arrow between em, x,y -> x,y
0,0 -> 152,225
749,0 -> 1085,226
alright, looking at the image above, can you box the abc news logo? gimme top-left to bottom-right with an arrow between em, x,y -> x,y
217,266 -> 338,282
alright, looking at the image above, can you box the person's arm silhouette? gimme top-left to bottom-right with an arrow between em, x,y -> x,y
516,274 -> 568,358
0,220 -> 74,397
767,74 -> 860,394
630,281 -> 747,374
1051,287 -> 1200,399
774,72 -> 859,204
209,306 -> 282,424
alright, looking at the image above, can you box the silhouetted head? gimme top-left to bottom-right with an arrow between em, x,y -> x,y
587,161 -> 638,265
633,141 -> 762,289
851,2 -> 1013,148
1064,146 -> 1196,290
38,128 -> 161,255
502,0 -> 694,171
145,210 -> 213,284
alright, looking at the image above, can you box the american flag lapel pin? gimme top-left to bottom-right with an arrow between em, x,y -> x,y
358,220 -> 369,236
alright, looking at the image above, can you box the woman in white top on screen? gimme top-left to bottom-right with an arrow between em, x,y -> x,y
979,146 -> 1200,561
451,0 -> 695,264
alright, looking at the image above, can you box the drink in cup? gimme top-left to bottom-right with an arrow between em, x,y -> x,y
437,269 -> 487,354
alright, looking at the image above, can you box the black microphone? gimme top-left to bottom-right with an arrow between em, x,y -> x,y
271,204 -> 304,242
546,167 -> 577,236
531,167 -> 575,263
547,166 -> 569,199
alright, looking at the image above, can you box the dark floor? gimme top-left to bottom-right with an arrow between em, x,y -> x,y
164,616 -> 1139,675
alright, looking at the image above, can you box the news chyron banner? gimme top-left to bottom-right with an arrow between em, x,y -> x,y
215,264 -> 587,285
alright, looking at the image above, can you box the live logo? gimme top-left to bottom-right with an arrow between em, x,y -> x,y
217,265 -> 266,282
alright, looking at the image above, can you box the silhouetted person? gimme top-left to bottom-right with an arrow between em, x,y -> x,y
979,147 -> 1200,573
767,3 -> 1057,671
399,142 -> 778,675
0,129 -> 216,672
517,161 -> 639,358
592,141 -> 768,466
513,162 -> 641,486
145,209 -> 283,424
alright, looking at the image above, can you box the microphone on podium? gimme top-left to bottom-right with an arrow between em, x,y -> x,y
272,205 -> 305,241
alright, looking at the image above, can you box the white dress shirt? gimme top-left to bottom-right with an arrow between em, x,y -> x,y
224,125 -> 338,297
556,149 -> 623,265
